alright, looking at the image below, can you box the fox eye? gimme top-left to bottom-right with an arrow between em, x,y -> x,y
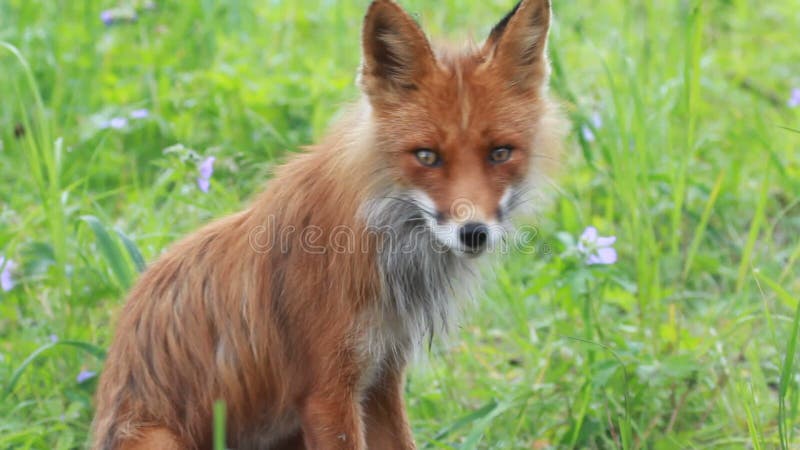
414,149 -> 442,167
489,146 -> 513,164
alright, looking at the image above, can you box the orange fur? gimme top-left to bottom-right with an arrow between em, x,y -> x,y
91,1 -> 566,449
117,428 -> 182,450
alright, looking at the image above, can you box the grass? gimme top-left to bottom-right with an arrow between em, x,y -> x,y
1,0 -> 799,448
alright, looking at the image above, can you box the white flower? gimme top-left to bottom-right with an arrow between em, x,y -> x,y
578,226 -> 617,265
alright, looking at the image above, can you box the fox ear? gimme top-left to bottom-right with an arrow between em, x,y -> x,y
485,0 -> 552,91
484,1 -> 523,52
360,0 -> 436,96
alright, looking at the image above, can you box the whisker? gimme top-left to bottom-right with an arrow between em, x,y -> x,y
529,153 -> 560,162
379,196 -> 438,219
507,186 -> 540,212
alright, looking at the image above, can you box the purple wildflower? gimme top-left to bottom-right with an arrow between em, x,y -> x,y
100,8 -> 138,26
581,112 -> 603,142
100,10 -> 114,26
578,226 -> 617,265
581,125 -> 595,142
197,177 -> 210,193
0,256 -> 16,291
789,88 -> 800,108
130,109 -> 149,119
49,334 -> 59,343
197,157 -> 216,193
591,112 -> 603,128
76,370 -> 97,383
109,117 -> 128,129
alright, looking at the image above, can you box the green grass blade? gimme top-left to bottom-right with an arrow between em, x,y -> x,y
682,172 -> 724,279
755,271 -> 800,449
458,400 -> 514,450
115,228 -> 146,273
736,177 -> 769,293
424,399 -> 499,448
777,125 -> 800,134
213,400 -> 227,450
669,1 -> 704,257
81,215 -> 134,290
738,382 -> 765,450
2,42 -> 67,289
4,341 -> 107,398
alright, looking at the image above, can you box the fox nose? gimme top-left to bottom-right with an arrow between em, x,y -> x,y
459,222 -> 489,251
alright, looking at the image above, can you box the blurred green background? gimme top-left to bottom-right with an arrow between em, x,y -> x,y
1,0 -> 799,448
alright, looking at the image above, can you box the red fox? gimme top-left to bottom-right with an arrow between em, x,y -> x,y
91,0 -> 566,448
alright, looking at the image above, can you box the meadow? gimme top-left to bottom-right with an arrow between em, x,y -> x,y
1,0 -> 799,448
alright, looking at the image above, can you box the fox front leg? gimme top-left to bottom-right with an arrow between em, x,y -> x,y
363,367 -> 416,450
300,389 -> 366,450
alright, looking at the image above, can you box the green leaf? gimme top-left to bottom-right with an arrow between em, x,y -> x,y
115,228 -> 146,273
425,399 -> 499,448
459,400 -> 514,450
81,215 -> 134,289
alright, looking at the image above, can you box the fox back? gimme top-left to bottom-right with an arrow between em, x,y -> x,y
91,1 -> 566,449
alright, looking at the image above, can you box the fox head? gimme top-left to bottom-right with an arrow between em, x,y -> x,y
360,0 -> 565,257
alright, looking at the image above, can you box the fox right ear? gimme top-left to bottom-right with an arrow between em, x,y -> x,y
484,1 -> 522,53
484,0 -> 552,92
360,0 -> 436,97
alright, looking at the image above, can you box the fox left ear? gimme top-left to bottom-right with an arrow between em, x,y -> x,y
360,0 -> 436,98
484,0 -> 552,91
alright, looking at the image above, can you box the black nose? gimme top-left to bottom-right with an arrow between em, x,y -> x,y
459,222 -> 489,250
